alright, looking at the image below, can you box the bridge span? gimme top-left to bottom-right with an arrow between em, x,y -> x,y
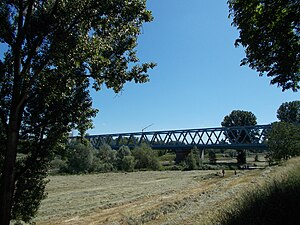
83,124 -> 271,151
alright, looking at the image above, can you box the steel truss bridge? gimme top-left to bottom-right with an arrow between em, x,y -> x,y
83,125 -> 271,151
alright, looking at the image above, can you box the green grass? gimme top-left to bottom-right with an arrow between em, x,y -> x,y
215,157 -> 300,225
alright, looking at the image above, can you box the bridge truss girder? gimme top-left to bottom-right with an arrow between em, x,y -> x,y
82,125 -> 271,151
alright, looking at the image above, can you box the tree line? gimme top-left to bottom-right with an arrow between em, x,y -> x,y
52,142 -> 160,174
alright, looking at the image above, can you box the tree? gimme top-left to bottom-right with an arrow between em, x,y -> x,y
64,141 -> 95,174
267,122 -> 300,161
236,149 -> 246,164
208,150 -> 217,164
183,147 -> 201,170
221,110 -> 257,164
132,144 -> 160,170
277,101 -> 300,123
0,1 -> 155,224
116,145 -> 133,171
228,0 -> 300,91
95,144 -> 117,172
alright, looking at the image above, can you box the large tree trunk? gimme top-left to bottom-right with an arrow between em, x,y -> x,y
0,113 -> 21,225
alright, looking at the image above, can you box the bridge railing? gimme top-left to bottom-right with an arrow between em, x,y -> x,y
80,125 -> 271,150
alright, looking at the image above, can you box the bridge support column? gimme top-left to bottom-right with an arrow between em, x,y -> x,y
175,150 -> 190,164
201,149 -> 205,160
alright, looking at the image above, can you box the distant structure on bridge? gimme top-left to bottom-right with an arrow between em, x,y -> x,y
82,124 -> 269,147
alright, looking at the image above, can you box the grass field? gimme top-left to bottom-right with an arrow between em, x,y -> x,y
34,161 -> 281,225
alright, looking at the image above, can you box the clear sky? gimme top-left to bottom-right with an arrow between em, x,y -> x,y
89,0 -> 299,134
0,0 -> 298,135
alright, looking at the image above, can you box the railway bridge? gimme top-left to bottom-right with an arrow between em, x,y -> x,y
79,125 -> 271,162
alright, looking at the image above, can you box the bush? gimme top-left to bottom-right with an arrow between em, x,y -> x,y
236,149 -> 246,164
208,150 -> 217,164
49,157 -> 67,173
116,145 -> 132,171
64,142 -> 95,173
122,156 -> 136,172
94,144 -> 117,172
183,147 -> 201,170
132,144 -> 160,170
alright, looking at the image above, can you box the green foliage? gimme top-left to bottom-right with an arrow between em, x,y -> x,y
183,147 -> 201,170
221,110 -> 257,144
208,150 -> 217,164
49,157 -> 67,173
228,0 -> 300,91
11,161 -> 48,223
277,101 -> 300,123
116,145 -> 135,171
64,141 -> 95,174
217,159 -> 300,225
267,122 -> 300,161
94,144 -> 117,172
222,110 -> 257,127
184,153 -> 197,170
236,149 -> 246,164
132,144 -> 160,170
0,0 -> 155,223
121,156 -> 136,172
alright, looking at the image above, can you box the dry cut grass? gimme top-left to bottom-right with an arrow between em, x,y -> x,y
34,167 -> 279,225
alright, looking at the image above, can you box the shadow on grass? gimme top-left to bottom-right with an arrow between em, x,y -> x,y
216,159 -> 300,225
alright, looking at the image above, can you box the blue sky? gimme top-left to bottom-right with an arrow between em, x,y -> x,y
0,0 -> 298,135
89,0 -> 298,134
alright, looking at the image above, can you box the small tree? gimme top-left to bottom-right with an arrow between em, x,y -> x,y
94,144 -> 117,172
122,156 -> 136,172
65,141 -> 95,173
236,149 -> 246,165
132,144 -> 160,170
184,153 -> 197,170
116,145 -> 135,171
184,147 -> 201,170
208,150 -> 217,164
267,122 -> 300,162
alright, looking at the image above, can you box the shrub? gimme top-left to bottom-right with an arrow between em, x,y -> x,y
64,142 -> 95,173
132,144 -> 160,170
122,156 -> 136,172
94,144 -> 117,172
183,147 -> 201,170
116,145 -> 132,170
208,150 -> 217,164
49,157 -> 67,173
236,149 -> 246,164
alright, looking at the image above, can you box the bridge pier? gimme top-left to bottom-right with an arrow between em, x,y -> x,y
175,150 -> 190,164
175,148 -> 205,164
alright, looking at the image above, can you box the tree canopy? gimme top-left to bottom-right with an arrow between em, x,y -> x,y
221,110 -> 257,143
0,0 -> 155,224
267,122 -> 300,161
221,110 -> 257,127
221,110 -> 257,164
228,0 -> 300,91
277,101 -> 300,123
